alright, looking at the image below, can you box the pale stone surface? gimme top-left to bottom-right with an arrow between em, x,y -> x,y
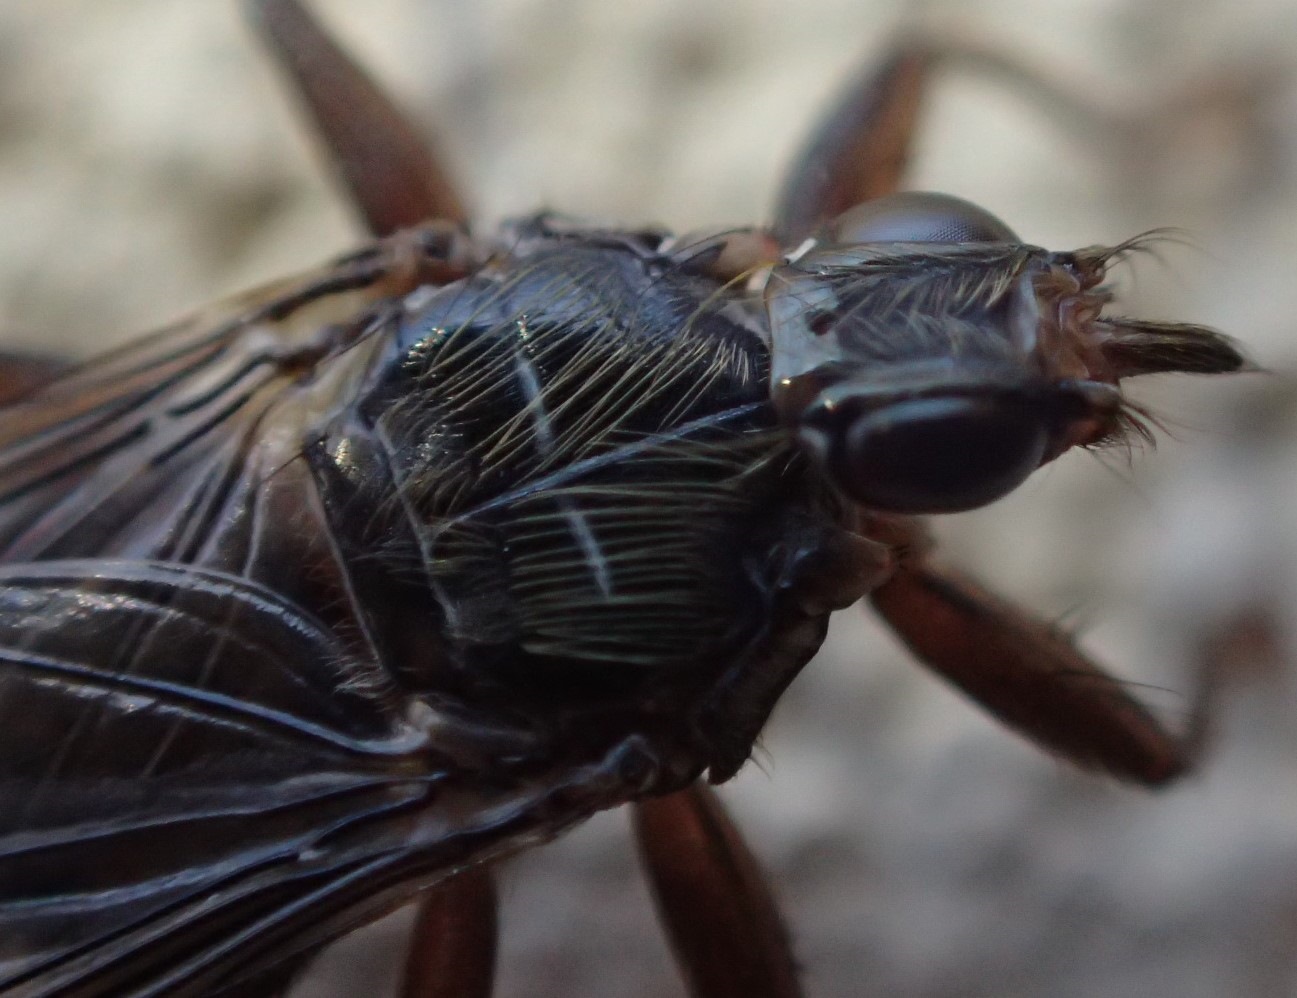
3,2 -> 1296,996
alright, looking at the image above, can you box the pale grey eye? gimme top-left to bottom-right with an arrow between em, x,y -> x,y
829,191 -> 1018,245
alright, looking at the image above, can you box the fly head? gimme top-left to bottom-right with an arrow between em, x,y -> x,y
765,192 -> 1246,513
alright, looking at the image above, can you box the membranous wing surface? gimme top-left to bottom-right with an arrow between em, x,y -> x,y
0,220 -> 841,994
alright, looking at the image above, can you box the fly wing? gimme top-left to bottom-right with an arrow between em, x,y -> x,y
0,238 -> 453,679
0,560 -> 600,997
0,251 -> 401,570
0,560 -> 433,995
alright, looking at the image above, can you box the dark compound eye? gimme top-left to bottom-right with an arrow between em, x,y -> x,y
829,191 -> 1019,245
824,395 -> 1050,513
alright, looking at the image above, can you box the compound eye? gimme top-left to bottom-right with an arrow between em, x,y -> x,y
832,395 -> 1048,513
830,191 -> 1019,245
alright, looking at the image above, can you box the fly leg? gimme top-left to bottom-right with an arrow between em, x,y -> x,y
400,867 -> 498,998
867,516 -> 1210,786
627,521 -> 891,997
633,782 -> 803,998
247,0 -> 469,236
773,35 -> 1281,243
772,42 -> 928,242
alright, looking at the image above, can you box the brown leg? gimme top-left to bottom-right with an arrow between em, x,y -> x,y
633,783 -> 803,998
772,43 -> 928,243
911,41 -> 1283,175
247,0 -> 469,236
400,867 -> 498,998
773,36 -> 1280,244
870,556 -> 1209,786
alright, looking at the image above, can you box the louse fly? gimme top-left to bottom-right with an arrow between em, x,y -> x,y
0,2 -> 1245,996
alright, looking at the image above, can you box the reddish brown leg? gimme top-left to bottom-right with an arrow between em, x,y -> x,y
247,0 -> 469,236
400,866 -> 498,998
903,41 -> 1283,176
773,43 -> 929,243
773,36 -> 1280,244
773,37 -> 1133,242
633,783 -> 802,998
870,550 -> 1208,786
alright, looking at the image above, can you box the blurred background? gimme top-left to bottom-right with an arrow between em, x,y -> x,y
2,2 -> 1296,996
